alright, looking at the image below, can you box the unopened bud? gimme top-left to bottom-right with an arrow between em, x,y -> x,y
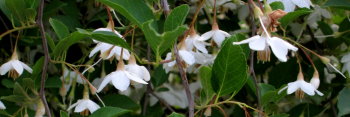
310,70 -> 320,89
320,56 -> 331,64
264,2 -> 273,13
254,5 -> 264,18
35,101 -> 45,117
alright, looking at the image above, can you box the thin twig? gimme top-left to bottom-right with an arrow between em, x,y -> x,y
0,24 -> 37,39
36,0 -> 51,116
174,44 -> 194,117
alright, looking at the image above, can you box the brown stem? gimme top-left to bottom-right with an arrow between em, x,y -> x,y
36,0 -> 51,116
212,0 -> 217,25
174,43 -> 194,117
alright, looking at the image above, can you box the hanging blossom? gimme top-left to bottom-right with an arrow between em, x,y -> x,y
97,59 -> 148,92
89,28 -> 130,60
185,31 -> 210,53
201,22 -> 231,47
60,67 -> 84,97
0,51 -> 32,79
125,54 -> 150,81
163,52 -> 177,73
68,86 -> 100,116
0,100 -> 5,109
266,0 -> 313,12
233,12 -> 298,62
278,69 -> 323,98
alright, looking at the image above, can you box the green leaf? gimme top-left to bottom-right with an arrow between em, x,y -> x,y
337,87 -> 350,116
261,90 -> 286,107
52,32 -> 87,58
99,0 -> 154,27
211,34 -> 248,96
91,31 -> 131,50
49,18 -> 70,40
269,58 -> 298,88
168,112 -> 185,117
89,107 -> 129,117
142,20 -> 187,57
324,0 -> 350,10
102,94 -> 140,110
270,1 -> 284,10
164,4 -> 189,32
31,57 -> 44,89
279,9 -> 312,29
60,110 -> 69,117
5,0 -> 27,24
199,66 -> 215,105
151,66 -> 168,87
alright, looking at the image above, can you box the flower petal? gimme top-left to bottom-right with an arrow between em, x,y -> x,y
282,0 -> 296,12
213,31 -> 226,47
141,66 -> 151,81
179,50 -> 195,65
86,100 -> 100,113
201,31 -> 214,41
0,62 -> 12,75
249,36 -> 267,51
233,35 -> 260,45
287,81 -> 299,94
111,72 -> 130,91
300,81 -> 315,96
315,90 -> 324,96
268,37 -> 291,62
97,73 -> 113,92
278,86 -> 288,94
0,101 -> 6,109
67,100 -> 80,111
125,71 -> 148,84
12,60 -> 24,75
291,0 -> 312,8
193,41 -> 208,54
74,100 -> 88,112
20,62 -> 32,74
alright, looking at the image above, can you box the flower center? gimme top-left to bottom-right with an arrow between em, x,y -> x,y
80,109 -> 90,116
9,69 -> 19,79
295,89 -> 304,99
257,47 -> 271,62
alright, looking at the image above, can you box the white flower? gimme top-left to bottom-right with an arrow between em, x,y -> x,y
267,0 -> 313,12
0,52 -> 32,79
310,71 -> 320,89
89,42 -> 130,60
68,99 -> 100,114
278,72 -> 323,97
233,17 -> 298,62
185,34 -> 210,53
125,55 -> 150,81
201,24 -> 231,47
163,53 -> 177,73
178,49 -> 195,65
97,61 -> 148,92
0,100 -> 6,109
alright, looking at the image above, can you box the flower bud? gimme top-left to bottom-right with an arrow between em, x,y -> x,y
310,70 -> 320,89
254,5 -> 264,18
320,56 -> 331,64
204,107 -> 212,117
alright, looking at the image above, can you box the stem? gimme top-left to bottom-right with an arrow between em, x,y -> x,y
37,0 -> 51,116
174,44 -> 194,117
0,24 -> 37,39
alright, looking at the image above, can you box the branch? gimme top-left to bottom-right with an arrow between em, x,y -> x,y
36,0 -> 51,116
0,24 -> 37,39
174,44 -> 194,117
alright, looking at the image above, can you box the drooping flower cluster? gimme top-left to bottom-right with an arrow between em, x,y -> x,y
0,51 -> 32,79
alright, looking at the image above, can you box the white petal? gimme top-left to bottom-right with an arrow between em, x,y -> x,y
0,62 -> 12,75
300,81 -> 315,95
12,60 -> 24,75
185,38 -> 194,51
315,90 -> 324,96
193,41 -> 208,54
249,36 -> 267,51
0,101 -> 6,109
291,0 -> 311,8
86,100 -> 100,113
212,31 -> 226,47
111,71 -> 130,91
124,71 -> 148,84
20,62 -> 32,73
282,0 -> 296,12
278,86 -> 288,94
89,44 -> 104,57
67,100 -> 81,111
341,53 -> 350,63
310,77 -> 320,89
140,66 -> 151,81
122,49 -> 131,60
74,100 -> 88,112
218,30 -> 231,37
179,50 -> 195,65
287,81 -> 299,94
201,31 -> 214,41
97,73 -> 113,92
233,35 -> 260,45
268,37 -> 291,62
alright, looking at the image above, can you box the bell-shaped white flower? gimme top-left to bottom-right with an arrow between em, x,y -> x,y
97,60 -> 148,92
0,51 -> 32,79
89,42 -> 130,60
278,71 -> 323,98
266,0 -> 313,12
201,23 -> 231,47
68,87 -> 100,115
233,17 -> 298,62
125,55 -> 150,81
310,70 -> 320,89
178,42 -> 196,65
185,34 -> 210,53
0,100 -> 6,109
